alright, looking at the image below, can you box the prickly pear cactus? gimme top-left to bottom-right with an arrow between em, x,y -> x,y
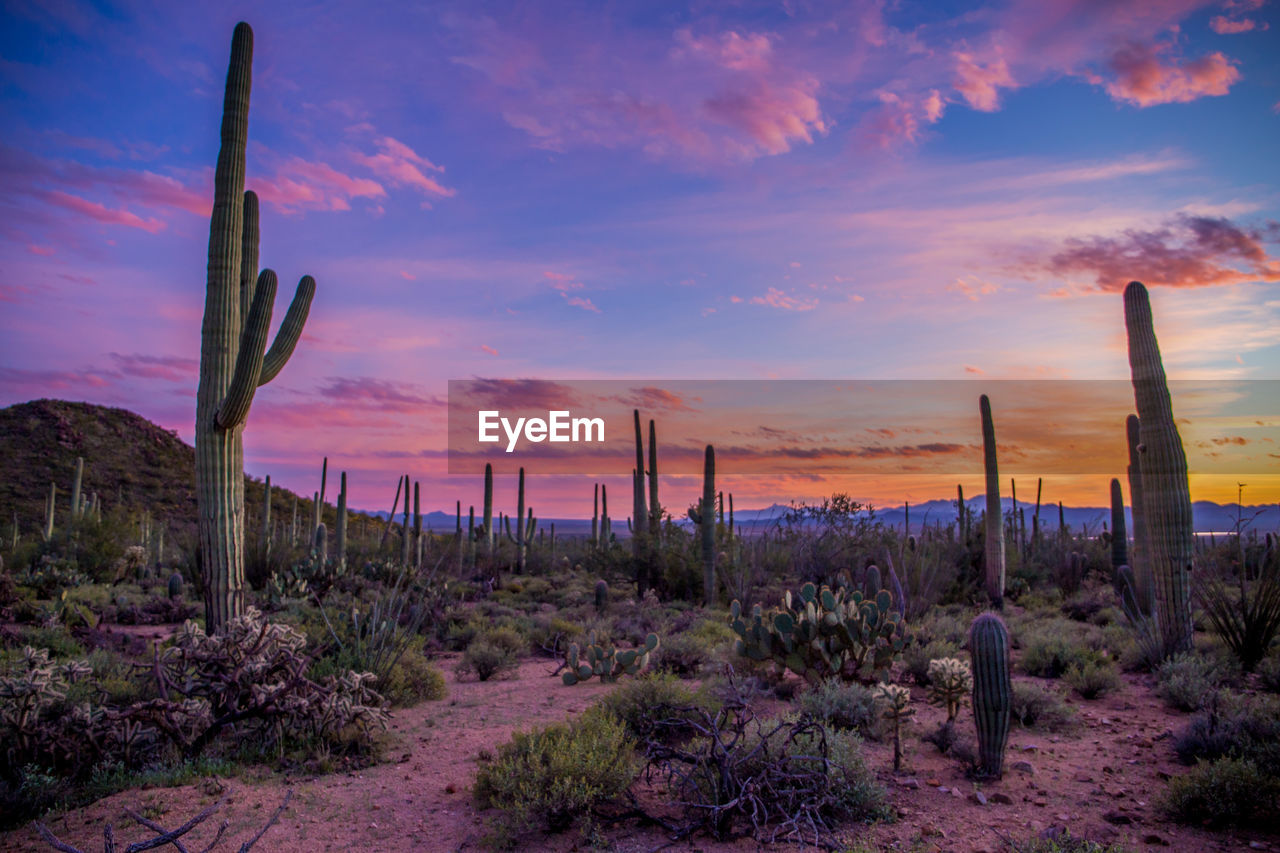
728,580 -> 909,684
562,632 -> 659,685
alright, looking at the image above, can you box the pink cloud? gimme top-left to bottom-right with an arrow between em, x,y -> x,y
673,29 -> 773,72
1209,15 -> 1260,33
858,90 -> 945,149
565,295 -> 601,313
316,377 -> 440,414
1102,43 -> 1241,106
750,287 -> 817,311
109,353 -> 198,382
399,270 -> 416,280
1040,214 -> 1280,291
250,156 -> 386,213
544,270 -> 582,291
948,277 -> 1000,301
481,344 -> 499,356
27,244 -> 54,256
954,53 -> 1017,111
352,137 -> 455,199
41,190 -> 165,232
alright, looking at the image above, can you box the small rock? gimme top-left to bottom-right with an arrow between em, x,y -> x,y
1142,833 -> 1169,846
901,777 -> 921,790
1074,772 -> 1093,783
1103,811 -> 1133,825
951,787 -> 964,799
926,778 -> 942,787
991,792 -> 1014,805
1034,798 -> 1049,807
971,791 -> 989,806
1012,760 -> 1036,775
938,786 -> 950,793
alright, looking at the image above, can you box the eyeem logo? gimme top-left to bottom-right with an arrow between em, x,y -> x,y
478,410 -> 605,452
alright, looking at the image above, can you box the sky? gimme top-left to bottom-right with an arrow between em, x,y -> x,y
1,0 -> 1278,518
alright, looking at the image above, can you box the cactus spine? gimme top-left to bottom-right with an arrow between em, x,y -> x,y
969,612 -> 1011,778
196,23 -> 315,632
979,395 -> 1005,608
1124,281 -> 1193,657
1109,477 -> 1128,571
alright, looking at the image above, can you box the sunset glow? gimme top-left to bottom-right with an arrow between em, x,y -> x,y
2,1 -> 1277,516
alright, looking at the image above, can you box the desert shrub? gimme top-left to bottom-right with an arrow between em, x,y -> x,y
642,703 -> 886,844
1010,681 -> 1075,731
1064,660 -> 1122,699
1257,654 -> 1280,693
652,619 -> 734,677
596,672 -> 714,743
456,628 -> 524,681
1021,632 -> 1102,678
125,609 -> 388,758
1196,556 -> 1280,671
474,706 -> 638,839
14,555 -> 89,598
1154,652 -> 1227,711
1162,758 -> 1280,827
796,678 -> 882,739
1061,584 -> 1116,623
6,624 -> 85,659
1172,692 -> 1280,766
902,638 -> 959,685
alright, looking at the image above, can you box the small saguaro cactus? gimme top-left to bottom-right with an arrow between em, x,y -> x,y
1124,281 -> 1193,658
979,395 -> 1005,608
926,657 -> 972,722
873,683 -> 913,771
1109,477 -> 1128,572
168,571 -> 184,600
313,522 -> 328,568
504,467 -> 535,573
482,463 -> 494,557
1125,414 -> 1152,615
969,612 -> 1011,778
594,579 -> 609,613
335,471 -> 348,572
196,23 -> 316,633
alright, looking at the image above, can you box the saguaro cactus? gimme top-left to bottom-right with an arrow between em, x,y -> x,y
504,467 -> 535,573
196,23 -> 315,633
336,471 -> 348,571
1109,478 -> 1128,572
1125,414 -> 1152,615
969,612 -> 1011,778
482,463 -> 494,557
1124,281 -> 1193,657
688,445 -> 716,605
979,395 -> 1005,608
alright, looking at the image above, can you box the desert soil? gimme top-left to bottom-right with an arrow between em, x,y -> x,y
6,650 -> 1278,853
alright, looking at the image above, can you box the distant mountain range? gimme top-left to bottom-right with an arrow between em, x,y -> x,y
389,498 -> 1280,538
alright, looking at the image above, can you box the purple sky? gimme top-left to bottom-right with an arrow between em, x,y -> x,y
1,0 -> 1277,516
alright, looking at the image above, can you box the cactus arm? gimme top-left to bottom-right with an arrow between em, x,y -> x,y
257,274 -> 315,386
239,190 -> 259,324
215,269 -> 276,429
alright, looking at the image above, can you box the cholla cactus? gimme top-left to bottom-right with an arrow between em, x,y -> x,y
873,682 -> 913,771
0,647 -> 94,771
926,657 -> 972,722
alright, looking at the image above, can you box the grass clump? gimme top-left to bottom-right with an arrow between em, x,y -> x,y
1162,758 -> 1280,828
1064,660 -> 1122,699
1020,630 -> 1102,679
1154,651 -> 1234,712
797,678 -> 882,739
1010,681 -> 1076,732
596,672 -> 716,743
456,627 -> 524,682
474,707 -> 637,841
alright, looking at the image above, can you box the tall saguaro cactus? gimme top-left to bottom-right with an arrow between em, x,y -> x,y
1109,478 -> 1128,571
196,23 -> 315,633
979,395 -> 1005,608
1124,281 -> 1193,657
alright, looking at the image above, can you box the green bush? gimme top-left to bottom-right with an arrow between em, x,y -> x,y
1155,652 -> 1228,711
1064,660 -> 1122,699
596,672 -> 718,742
474,707 -> 638,839
796,678 -> 882,739
382,647 -> 447,706
1010,682 -> 1076,731
456,628 -> 524,682
1255,653 -> 1280,693
1004,830 -> 1133,852
1162,758 -> 1280,827
1021,631 -> 1102,678
1172,693 -> 1280,767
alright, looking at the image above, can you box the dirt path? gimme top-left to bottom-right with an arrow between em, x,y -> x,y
6,655 -> 1278,852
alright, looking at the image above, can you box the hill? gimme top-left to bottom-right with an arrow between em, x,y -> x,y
0,399 -> 313,545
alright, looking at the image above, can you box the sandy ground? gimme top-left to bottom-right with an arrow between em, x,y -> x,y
6,651 -> 1279,853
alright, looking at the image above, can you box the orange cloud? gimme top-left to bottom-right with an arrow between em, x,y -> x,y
750,287 -> 817,311
1102,43 -> 1241,107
